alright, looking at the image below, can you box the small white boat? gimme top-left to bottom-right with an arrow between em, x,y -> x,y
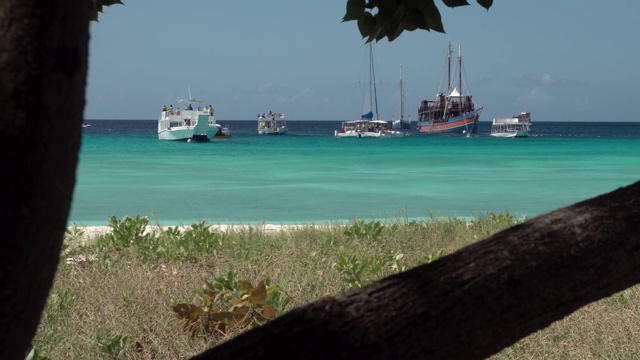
157,91 -> 221,142
490,112 -> 531,138
82,121 -> 91,128
257,112 -> 287,135
214,124 -> 232,138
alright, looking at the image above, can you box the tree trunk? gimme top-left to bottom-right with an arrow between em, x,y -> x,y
194,181 -> 640,359
0,1 -> 89,359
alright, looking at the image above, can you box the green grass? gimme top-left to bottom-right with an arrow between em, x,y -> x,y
32,213 -> 640,359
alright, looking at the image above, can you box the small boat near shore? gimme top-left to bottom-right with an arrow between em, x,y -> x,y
490,112 -> 532,138
257,112 -> 287,135
82,121 -> 91,128
157,90 -> 221,142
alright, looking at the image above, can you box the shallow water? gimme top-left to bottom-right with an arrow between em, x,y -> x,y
70,120 -> 640,226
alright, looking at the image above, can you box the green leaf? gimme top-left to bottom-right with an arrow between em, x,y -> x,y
422,1 -> 445,33
441,0 -> 470,8
343,0 -> 366,22
357,11 -> 376,39
90,0 -> 124,22
476,0 -> 493,10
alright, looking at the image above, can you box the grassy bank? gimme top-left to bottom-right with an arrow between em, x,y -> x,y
31,214 -> 640,359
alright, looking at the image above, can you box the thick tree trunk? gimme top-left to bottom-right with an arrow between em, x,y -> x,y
0,1 -> 89,359
194,181 -> 640,359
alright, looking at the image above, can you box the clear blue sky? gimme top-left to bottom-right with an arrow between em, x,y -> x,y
85,0 -> 640,121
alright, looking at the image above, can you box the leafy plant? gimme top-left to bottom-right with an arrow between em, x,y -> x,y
97,215 -> 150,251
173,277 -> 286,340
97,334 -> 132,358
333,254 -> 368,289
342,0 -> 493,42
343,220 -> 385,242
333,251 -> 407,289
63,222 -> 85,251
25,344 -> 51,360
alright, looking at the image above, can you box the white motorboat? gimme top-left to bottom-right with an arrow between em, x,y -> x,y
257,112 -> 287,135
491,112 -> 531,138
158,90 -> 221,142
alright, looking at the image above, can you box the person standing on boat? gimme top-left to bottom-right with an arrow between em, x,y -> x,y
208,105 -> 214,115
169,105 -> 173,115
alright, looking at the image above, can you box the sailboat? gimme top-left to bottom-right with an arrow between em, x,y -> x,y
336,43 -> 403,138
392,64 -> 412,130
416,41 -> 482,134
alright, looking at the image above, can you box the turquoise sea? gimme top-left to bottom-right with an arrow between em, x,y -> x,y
70,120 -> 640,226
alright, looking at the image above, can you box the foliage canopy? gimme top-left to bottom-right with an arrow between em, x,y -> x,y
343,0 -> 492,41
90,0 -> 493,41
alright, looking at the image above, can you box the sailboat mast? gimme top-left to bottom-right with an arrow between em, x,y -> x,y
399,64 -> 404,121
369,43 -> 380,120
458,45 -> 462,100
447,41 -> 452,94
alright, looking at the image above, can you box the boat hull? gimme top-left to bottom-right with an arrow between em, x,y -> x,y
335,130 -> 404,138
416,111 -> 480,134
258,128 -> 288,135
158,110 -> 219,141
490,130 -> 529,138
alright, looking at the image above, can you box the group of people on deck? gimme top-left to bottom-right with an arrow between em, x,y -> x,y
257,111 -> 284,119
162,104 -> 214,116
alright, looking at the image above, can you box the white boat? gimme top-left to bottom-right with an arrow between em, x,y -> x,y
490,112 -> 532,138
157,90 -> 221,142
392,64 -> 411,130
214,124 -> 232,138
335,119 -> 404,138
336,43 -> 404,138
82,121 -> 91,128
257,112 -> 287,135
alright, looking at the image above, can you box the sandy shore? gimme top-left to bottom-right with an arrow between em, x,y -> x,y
74,224 -> 315,240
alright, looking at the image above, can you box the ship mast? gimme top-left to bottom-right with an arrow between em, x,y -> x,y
369,42 -> 380,120
400,64 -> 404,121
447,40 -> 452,95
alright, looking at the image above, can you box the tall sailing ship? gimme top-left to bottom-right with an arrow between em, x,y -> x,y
416,41 -> 482,134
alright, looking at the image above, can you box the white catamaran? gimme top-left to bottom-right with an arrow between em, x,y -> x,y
336,43 -> 403,138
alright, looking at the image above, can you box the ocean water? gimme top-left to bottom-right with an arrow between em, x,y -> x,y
70,120 -> 640,226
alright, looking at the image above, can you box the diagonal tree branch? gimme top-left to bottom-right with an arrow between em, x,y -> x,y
193,181 -> 640,359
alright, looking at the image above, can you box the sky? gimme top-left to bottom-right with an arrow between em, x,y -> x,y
85,0 -> 640,122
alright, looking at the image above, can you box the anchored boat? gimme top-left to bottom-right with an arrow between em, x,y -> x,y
416,41 -> 482,135
157,90 -> 221,142
257,112 -> 288,135
491,112 -> 532,138
336,43 -> 403,138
